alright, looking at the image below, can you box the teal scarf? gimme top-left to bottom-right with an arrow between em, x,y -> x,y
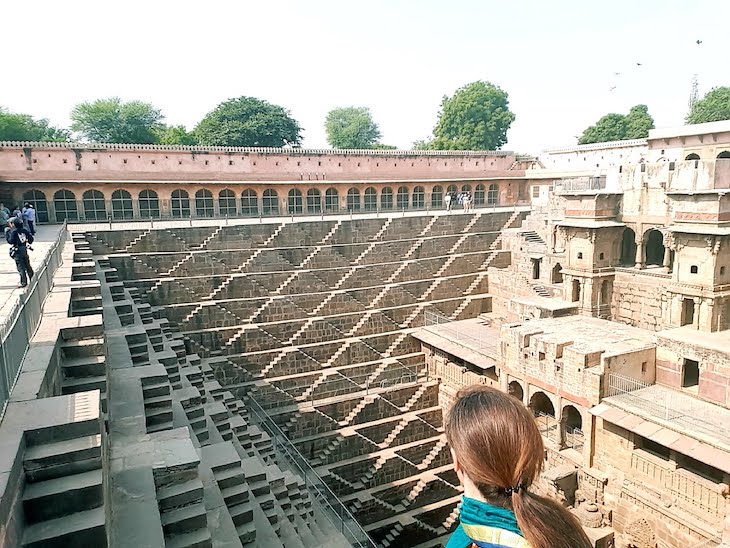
446,496 -> 529,548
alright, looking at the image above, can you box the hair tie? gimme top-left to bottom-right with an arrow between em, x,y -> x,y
503,483 -> 525,496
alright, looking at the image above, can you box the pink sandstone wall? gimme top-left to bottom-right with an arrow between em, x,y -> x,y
0,144 -> 523,183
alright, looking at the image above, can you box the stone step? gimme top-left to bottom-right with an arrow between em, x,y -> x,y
24,434 -> 102,483
61,338 -> 105,360
23,468 -> 103,524
164,527 -> 212,548
22,505 -> 106,548
62,375 -> 107,395
61,355 -> 106,378
160,502 -> 208,536
157,477 -> 205,511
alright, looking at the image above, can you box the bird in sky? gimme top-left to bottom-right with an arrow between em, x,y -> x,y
614,72 -> 621,77
636,62 -> 643,66
609,85 -> 617,92
696,39 -> 703,45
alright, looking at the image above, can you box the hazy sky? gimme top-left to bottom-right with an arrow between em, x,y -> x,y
4,0 -> 729,153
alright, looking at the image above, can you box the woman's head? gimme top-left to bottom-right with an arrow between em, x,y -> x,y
445,385 -> 591,548
446,385 -> 544,498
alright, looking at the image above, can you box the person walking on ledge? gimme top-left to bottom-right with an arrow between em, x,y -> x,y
445,385 -> 591,548
6,217 -> 35,288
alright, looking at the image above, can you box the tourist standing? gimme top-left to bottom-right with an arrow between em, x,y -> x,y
24,203 -> 36,235
445,386 -> 591,548
6,217 -> 35,288
444,192 -> 452,211
0,203 -> 8,225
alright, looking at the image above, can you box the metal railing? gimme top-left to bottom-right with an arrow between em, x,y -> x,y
564,426 -> 584,451
534,411 -> 559,443
65,202 -> 530,229
246,397 -> 377,548
553,176 -> 607,193
0,221 -> 67,420
423,310 -> 498,353
607,373 -> 730,447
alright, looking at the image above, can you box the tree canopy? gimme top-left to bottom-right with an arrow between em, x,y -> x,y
325,107 -> 381,149
195,96 -> 302,147
428,81 -> 515,150
578,104 -> 654,144
0,107 -> 69,141
155,125 -> 198,145
686,87 -> 730,124
70,97 -> 164,143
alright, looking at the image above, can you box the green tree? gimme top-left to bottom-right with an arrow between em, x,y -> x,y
578,105 -> 654,144
70,97 -> 164,143
155,125 -> 198,145
0,107 -> 69,141
412,139 -> 434,150
431,81 -> 515,150
195,96 -> 302,147
625,104 -> 655,139
686,87 -> 730,124
371,143 -> 397,150
325,107 -> 381,149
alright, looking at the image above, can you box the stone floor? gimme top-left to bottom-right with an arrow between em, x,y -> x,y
0,223 -> 64,324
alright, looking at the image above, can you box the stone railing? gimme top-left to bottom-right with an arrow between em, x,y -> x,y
0,222 -> 67,419
630,452 -> 726,522
0,140 -> 513,157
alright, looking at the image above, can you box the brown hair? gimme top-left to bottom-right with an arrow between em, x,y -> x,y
445,385 -> 591,548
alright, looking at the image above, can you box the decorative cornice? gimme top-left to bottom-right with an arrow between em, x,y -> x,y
0,141 -> 513,157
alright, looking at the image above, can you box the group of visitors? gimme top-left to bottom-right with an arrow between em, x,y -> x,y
3,202 -> 36,288
444,191 -> 474,212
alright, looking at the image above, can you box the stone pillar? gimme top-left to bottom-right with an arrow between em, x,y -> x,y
662,246 -> 672,273
722,489 -> 730,547
693,298 -> 701,329
635,240 -> 644,269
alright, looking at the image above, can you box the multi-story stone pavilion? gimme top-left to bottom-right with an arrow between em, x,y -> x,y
0,121 -> 728,548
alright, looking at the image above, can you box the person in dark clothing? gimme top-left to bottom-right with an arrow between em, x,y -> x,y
6,217 -> 34,287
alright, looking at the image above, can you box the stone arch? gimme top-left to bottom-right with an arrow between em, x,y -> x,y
22,189 -> 49,223
306,188 -> 321,213
529,391 -> 555,417
138,190 -> 159,218
431,185 -> 443,208
551,263 -> 563,284
262,188 -> 279,214
195,189 -> 215,217
324,188 -> 339,212
53,189 -> 78,222
461,184 -> 472,193
487,183 -> 499,205
219,189 -> 236,216
171,189 -> 190,218
241,189 -> 258,215
381,187 -> 393,210
82,189 -> 107,221
571,279 -> 581,302
685,153 -> 700,161
644,229 -> 665,266
508,381 -> 524,402
364,187 -> 377,210
446,184 -> 458,195
620,227 -> 637,266
288,188 -> 303,214
396,186 -> 409,209
562,405 -> 584,450
474,184 -> 486,206
346,188 -> 360,211
717,150 -> 730,159
113,189 -> 135,220
412,186 -> 425,209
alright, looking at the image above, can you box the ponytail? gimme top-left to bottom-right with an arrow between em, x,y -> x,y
511,490 -> 591,548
